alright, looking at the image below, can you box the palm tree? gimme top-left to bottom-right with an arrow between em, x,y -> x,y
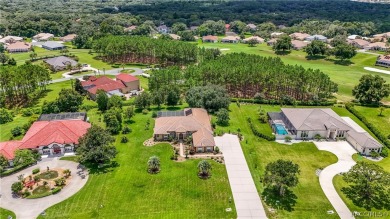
63,169 -> 71,178
147,156 -> 160,174
198,160 -> 212,178
76,63 -> 83,73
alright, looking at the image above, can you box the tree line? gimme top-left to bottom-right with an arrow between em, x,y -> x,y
0,64 -> 51,107
93,36 -> 220,66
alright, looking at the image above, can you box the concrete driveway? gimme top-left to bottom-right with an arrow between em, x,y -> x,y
0,158 -> 89,219
315,141 -> 357,219
215,134 -> 268,219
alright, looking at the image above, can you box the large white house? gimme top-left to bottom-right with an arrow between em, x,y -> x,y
268,108 -> 383,155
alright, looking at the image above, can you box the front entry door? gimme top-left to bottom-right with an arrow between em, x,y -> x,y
53,144 -> 61,154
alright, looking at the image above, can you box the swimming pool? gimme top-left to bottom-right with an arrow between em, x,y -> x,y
273,124 -> 288,135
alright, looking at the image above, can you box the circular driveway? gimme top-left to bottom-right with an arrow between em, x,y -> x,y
0,158 -> 89,219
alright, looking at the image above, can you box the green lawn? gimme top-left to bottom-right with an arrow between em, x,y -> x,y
0,114 -> 30,141
0,208 -> 16,219
215,104 -> 339,219
198,42 -> 390,103
354,106 -> 390,138
38,106 -> 236,219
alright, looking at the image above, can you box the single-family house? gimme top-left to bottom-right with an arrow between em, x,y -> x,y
202,35 -> 218,43
271,32 -> 285,38
305,35 -> 328,42
225,32 -> 238,37
349,39 -> 370,49
157,25 -> 170,34
375,55 -> 390,68
291,40 -> 309,50
268,108 -> 383,155
124,25 -> 137,32
42,41 -> 65,50
246,23 -> 257,31
33,33 -> 54,41
6,42 -> 31,53
44,56 -> 78,71
267,38 -> 277,46
0,112 -> 90,166
347,35 -> 360,40
373,32 -> 390,39
364,42 -> 389,51
225,24 -> 230,32
221,36 -> 240,43
289,32 -> 310,41
154,108 -> 216,153
242,36 -> 264,44
169,34 -> 181,40
0,36 -> 23,44
61,34 -> 77,42
115,73 -> 141,93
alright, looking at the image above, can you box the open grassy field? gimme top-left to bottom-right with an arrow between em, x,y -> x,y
36,105 -> 236,219
354,106 -> 390,138
214,104 -> 339,219
198,42 -> 390,103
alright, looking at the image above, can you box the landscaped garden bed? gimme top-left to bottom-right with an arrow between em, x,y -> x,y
11,167 -> 72,199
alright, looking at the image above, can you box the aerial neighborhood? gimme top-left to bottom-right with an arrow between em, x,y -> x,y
0,0 -> 390,219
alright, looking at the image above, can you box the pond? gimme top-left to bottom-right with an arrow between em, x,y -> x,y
38,170 -> 59,179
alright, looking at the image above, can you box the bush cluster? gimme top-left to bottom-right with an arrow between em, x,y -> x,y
32,168 -> 40,174
247,118 -> 275,141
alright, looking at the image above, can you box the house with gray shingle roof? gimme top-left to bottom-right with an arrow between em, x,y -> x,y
268,108 -> 383,155
42,41 -> 65,50
305,35 -> 328,42
44,56 -> 77,71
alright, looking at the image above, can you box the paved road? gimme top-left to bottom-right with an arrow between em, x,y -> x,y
315,141 -> 357,219
49,67 -> 144,84
215,134 -> 268,219
0,158 -> 89,219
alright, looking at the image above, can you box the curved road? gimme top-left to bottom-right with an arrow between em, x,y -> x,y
315,141 -> 356,219
0,158 -> 89,219
49,67 -> 145,84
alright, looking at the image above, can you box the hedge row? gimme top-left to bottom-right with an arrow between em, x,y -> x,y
345,103 -> 390,149
231,98 -> 336,106
26,191 -> 52,199
247,118 -> 275,141
0,162 -> 35,177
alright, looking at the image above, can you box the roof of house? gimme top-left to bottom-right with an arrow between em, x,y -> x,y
44,56 -> 77,68
225,24 -> 230,29
34,33 -> 54,40
351,39 -> 370,47
242,36 -> 264,42
18,120 -> 91,149
169,34 -> 181,40
42,41 -> 64,49
247,23 -> 257,29
81,76 -> 125,94
290,32 -> 310,40
267,38 -> 277,44
0,141 -> 22,160
124,25 -> 137,31
0,36 -> 23,44
366,42 -> 389,49
306,35 -> 327,40
202,35 -> 218,41
222,36 -> 240,41
348,35 -> 360,40
347,130 -> 382,149
116,73 -> 139,83
61,34 -> 77,41
38,112 -> 87,121
271,32 -> 284,36
281,108 -> 352,131
154,108 -> 215,147
6,41 -> 31,50
373,32 -> 390,38
377,55 -> 390,64
292,40 -> 309,49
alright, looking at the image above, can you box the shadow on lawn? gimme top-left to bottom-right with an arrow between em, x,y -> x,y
275,50 -> 291,56
262,187 -> 298,212
325,58 -> 354,66
306,55 -> 327,60
87,161 -> 120,174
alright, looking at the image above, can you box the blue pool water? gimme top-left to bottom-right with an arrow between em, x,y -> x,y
273,124 -> 288,135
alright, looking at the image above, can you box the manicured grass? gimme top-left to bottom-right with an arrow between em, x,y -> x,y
0,208 -> 16,219
0,114 -> 30,141
60,156 -> 79,162
32,185 -> 51,195
39,170 -> 59,179
354,106 -> 390,137
198,42 -> 390,103
137,76 -> 149,91
39,107 -> 236,219
215,104 -> 339,219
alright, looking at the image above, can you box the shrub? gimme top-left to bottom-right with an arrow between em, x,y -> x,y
32,107 -> 42,114
285,136 -> 292,142
22,190 -> 31,198
0,108 -> 13,124
32,168 -> 40,174
21,108 -> 34,117
54,177 -> 66,186
370,151 -> 380,158
11,126 -> 24,137
314,134 -> 322,141
52,187 -> 62,194
121,136 -> 129,143
142,109 -> 149,114
215,146 -> 220,153
380,147 -> 388,157
152,111 -> 157,118
11,181 -> 23,194
122,126 -> 132,134
247,118 -> 275,141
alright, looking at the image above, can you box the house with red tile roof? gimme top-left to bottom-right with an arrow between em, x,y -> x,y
0,113 -> 90,166
154,108 -> 215,153
202,35 -> 218,43
82,75 -> 140,99
6,42 -> 31,53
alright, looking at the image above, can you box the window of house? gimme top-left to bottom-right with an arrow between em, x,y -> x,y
197,147 -> 203,153
206,147 -> 213,152
300,131 -> 308,138
336,131 -> 345,138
